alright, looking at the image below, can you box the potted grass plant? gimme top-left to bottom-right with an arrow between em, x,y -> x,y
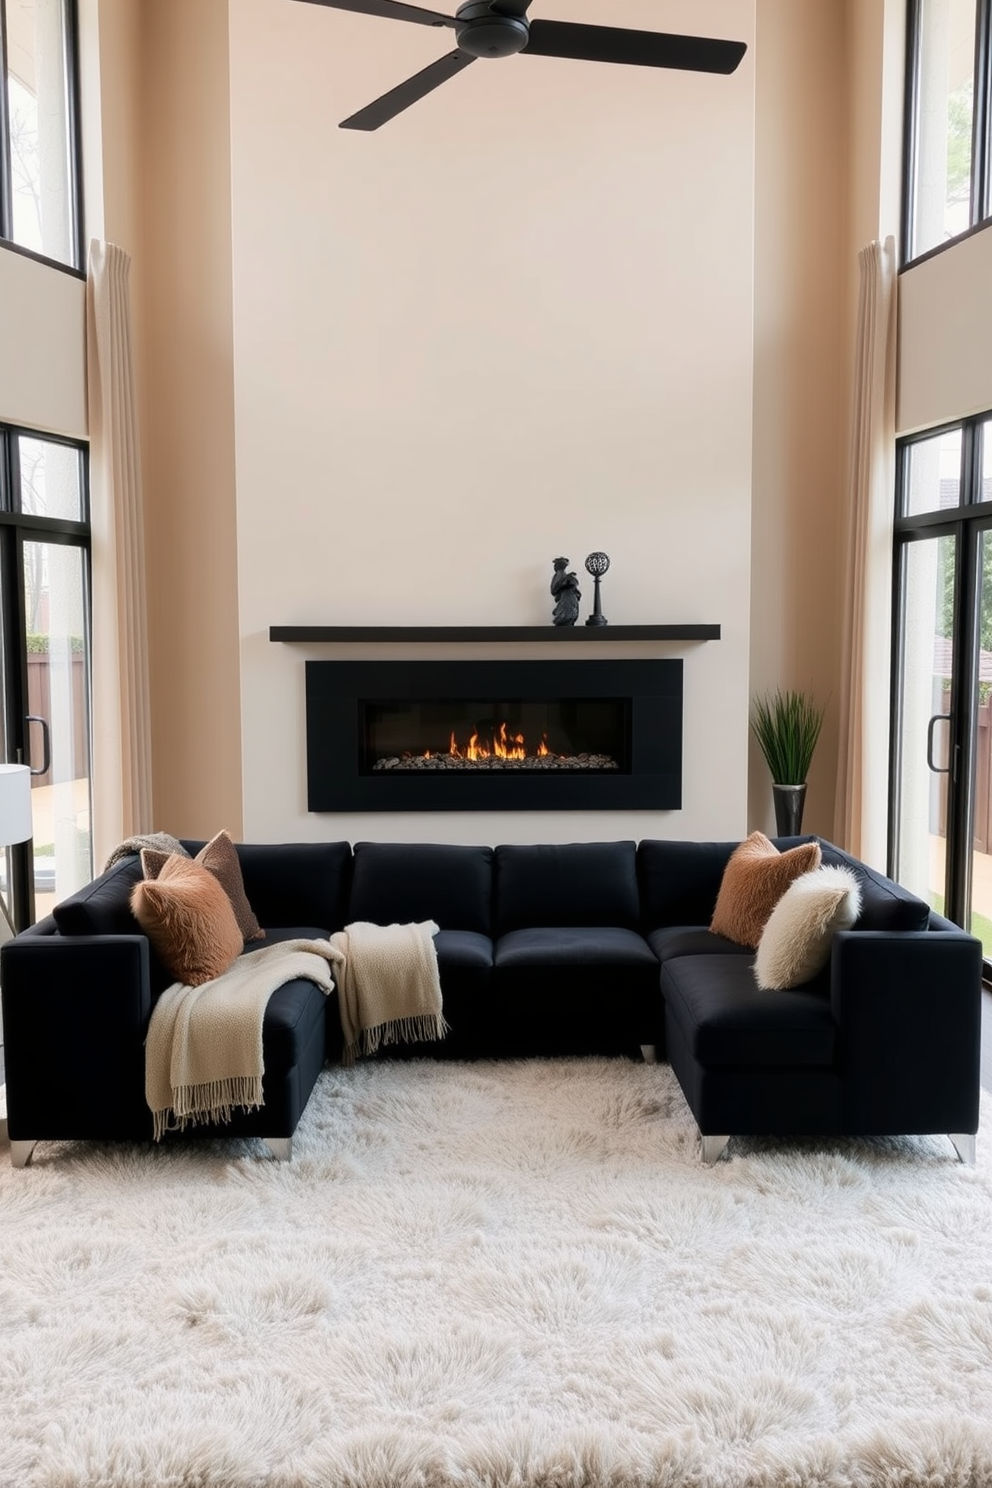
750,688 -> 825,836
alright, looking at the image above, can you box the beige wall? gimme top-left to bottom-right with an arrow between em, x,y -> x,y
62,0 -> 910,848
228,0 -> 757,845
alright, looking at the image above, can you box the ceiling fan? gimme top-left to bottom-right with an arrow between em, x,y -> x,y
293,0 -> 747,131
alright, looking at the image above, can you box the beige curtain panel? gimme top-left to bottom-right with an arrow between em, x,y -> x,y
833,237 -> 897,865
87,240 -> 153,869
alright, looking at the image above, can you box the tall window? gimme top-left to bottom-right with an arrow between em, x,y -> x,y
0,0 -> 82,271
0,423 -> 91,928
903,0 -> 992,263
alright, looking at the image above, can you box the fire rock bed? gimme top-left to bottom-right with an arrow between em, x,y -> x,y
373,753 -> 619,771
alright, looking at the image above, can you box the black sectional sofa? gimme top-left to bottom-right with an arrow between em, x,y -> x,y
1,836 -> 983,1168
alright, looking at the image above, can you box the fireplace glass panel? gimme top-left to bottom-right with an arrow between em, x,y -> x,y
362,697 -> 629,775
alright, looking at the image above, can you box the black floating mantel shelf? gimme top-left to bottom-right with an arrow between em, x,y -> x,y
269,624 -> 721,643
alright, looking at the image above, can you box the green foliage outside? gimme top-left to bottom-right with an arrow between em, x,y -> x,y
971,908 -> 992,958
26,634 -> 84,653
938,533 -> 992,701
932,890 -> 992,959
946,79 -> 973,202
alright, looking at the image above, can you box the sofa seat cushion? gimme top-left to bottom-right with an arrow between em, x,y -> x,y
661,954 -> 836,1067
495,926 -> 657,968
647,926 -> 751,965
255,925 -> 332,947
435,929 -> 494,969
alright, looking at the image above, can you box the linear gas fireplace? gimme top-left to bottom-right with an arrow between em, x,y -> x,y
305,659 -> 682,811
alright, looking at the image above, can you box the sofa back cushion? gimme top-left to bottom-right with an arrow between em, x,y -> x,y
818,841 -> 930,931
637,840 -> 746,930
494,841 -> 639,935
182,840 -> 354,933
349,842 -> 494,934
53,857 -> 145,937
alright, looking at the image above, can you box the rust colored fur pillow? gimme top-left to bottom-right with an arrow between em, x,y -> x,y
710,830 -> 822,949
142,830 -> 264,942
130,855 -> 244,986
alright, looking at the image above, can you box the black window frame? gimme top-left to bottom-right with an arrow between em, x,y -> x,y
0,0 -> 85,277
902,0 -> 992,269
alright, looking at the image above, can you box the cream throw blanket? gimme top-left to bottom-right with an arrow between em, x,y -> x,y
146,938 -> 341,1141
330,919 -> 447,1064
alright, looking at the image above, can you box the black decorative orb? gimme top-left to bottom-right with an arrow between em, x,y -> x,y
583,552 -> 610,627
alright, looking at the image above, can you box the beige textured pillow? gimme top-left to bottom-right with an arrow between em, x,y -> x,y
754,864 -> 862,989
142,830 -> 264,942
710,830 -> 822,948
130,855 -> 244,986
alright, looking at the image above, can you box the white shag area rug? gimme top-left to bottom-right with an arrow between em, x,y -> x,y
2,1058 -> 992,1488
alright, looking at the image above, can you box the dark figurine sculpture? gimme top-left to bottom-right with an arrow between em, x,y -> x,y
550,557 -> 581,627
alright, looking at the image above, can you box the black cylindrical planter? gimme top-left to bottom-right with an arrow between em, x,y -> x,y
772,783 -> 807,837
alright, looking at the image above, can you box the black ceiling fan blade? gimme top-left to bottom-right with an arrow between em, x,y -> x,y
523,21 -> 746,74
295,0 -> 456,30
340,49 -> 476,129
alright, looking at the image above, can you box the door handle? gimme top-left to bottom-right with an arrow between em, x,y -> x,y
25,714 -> 52,778
926,712 -> 951,773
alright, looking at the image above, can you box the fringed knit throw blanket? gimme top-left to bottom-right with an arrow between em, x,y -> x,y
330,919 -> 447,1064
145,938 -> 342,1140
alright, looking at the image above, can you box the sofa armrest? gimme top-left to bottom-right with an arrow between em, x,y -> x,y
830,929 -> 983,1135
0,935 -> 153,1140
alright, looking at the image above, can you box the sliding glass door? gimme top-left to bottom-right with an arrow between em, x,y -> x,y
0,426 -> 91,929
892,530 -> 958,912
892,415 -> 992,967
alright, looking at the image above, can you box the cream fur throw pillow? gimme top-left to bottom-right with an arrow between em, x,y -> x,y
754,864 -> 862,990
710,831 -> 822,949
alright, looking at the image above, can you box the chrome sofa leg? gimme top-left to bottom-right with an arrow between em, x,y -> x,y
10,1139 -> 38,1169
262,1136 -> 292,1162
948,1132 -> 976,1166
701,1133 -> 730,1165
640,1044 -> 657,1064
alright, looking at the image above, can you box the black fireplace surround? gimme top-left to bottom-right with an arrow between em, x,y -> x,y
305,659 -> 682,811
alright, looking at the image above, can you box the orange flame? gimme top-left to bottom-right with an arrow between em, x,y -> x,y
424,722 -> 553,762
